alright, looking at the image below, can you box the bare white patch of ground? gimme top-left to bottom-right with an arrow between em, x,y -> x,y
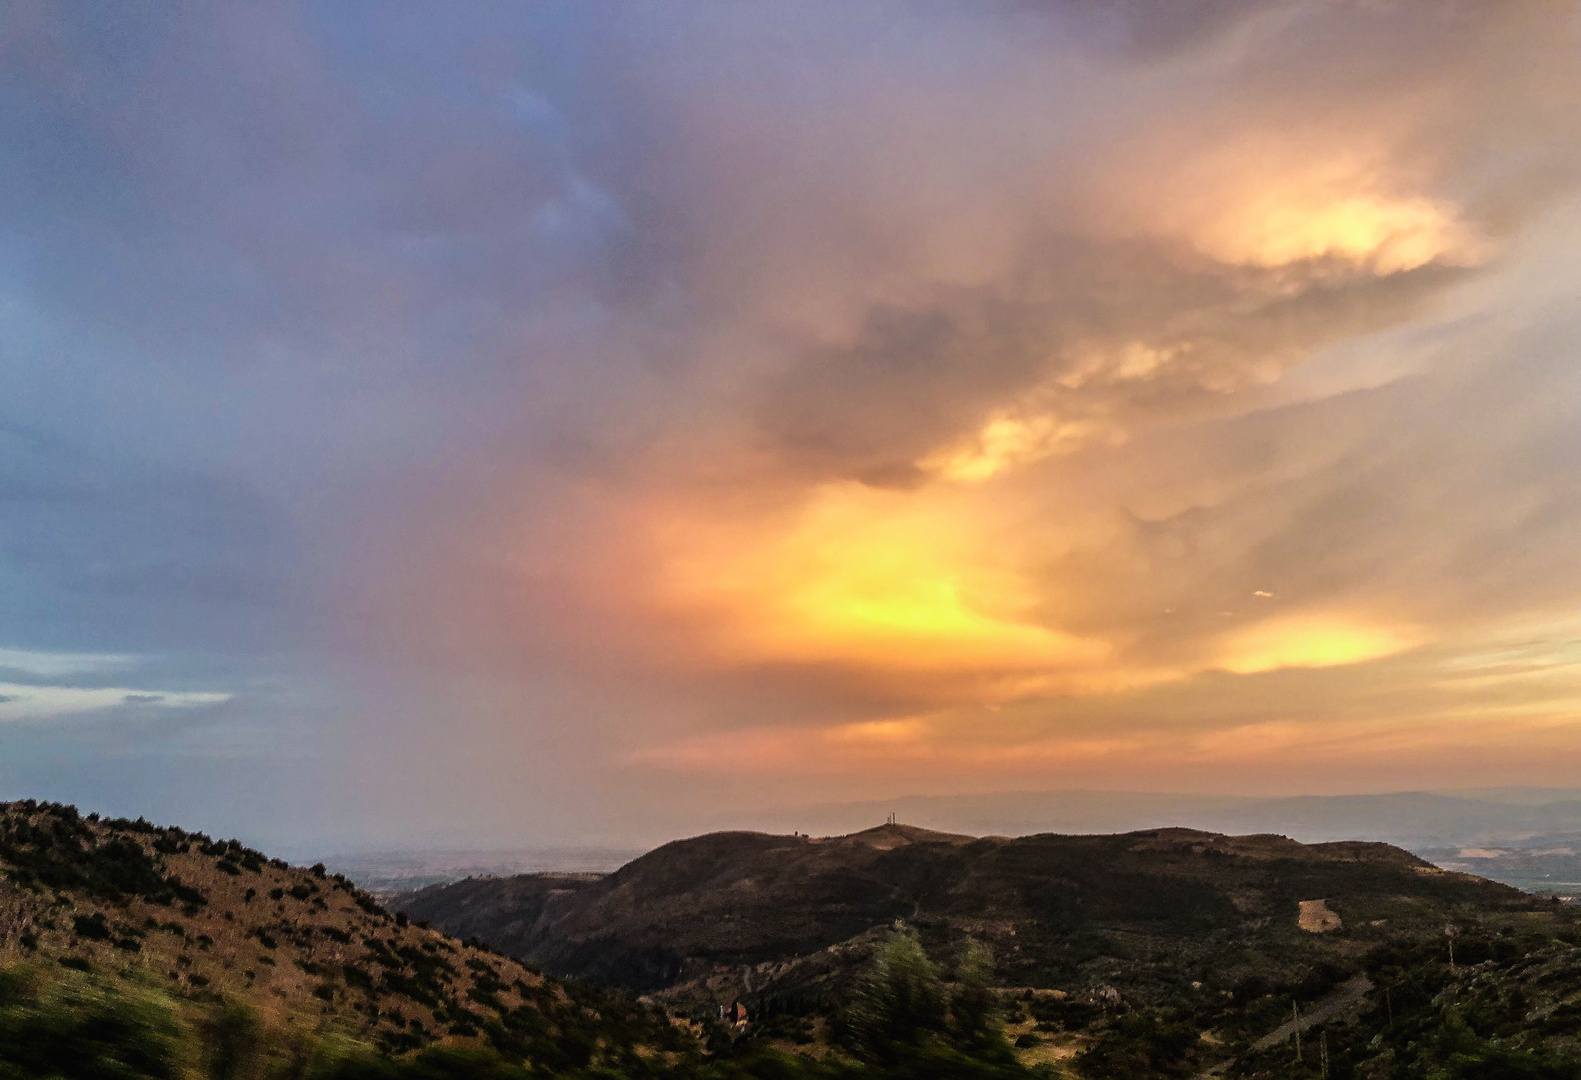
1298,898 -> 1343,933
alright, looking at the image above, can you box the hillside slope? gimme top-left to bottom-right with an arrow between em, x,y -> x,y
395,823 -> 1550,1008
0,800 -> 694,1073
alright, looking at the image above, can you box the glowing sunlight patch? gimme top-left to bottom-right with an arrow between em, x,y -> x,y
827,718 -> 926,744
1216,614 -> 1421,674
1199,190 -> 1471,273
646,482 -> 1109,679
1120,138 -> 1488,275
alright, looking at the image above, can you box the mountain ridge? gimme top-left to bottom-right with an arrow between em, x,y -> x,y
393,822 -> 1540,1012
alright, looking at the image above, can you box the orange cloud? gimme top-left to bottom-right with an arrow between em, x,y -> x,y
638,481 -> 1115,692
918,412 -> 1126,483
489,5 -> 1581,803
630,715 -> 1147,776
1094,131 -> 1488,274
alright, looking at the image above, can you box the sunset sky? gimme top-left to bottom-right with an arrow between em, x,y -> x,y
4,2 -> 1581,849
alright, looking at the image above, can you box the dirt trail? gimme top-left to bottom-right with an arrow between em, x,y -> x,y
1196,974 -> 1373,1077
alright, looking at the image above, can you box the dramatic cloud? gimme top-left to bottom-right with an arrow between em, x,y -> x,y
2,2 -> 1580,846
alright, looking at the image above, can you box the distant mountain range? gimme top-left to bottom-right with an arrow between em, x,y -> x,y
328,788 -> 1581,900
723,789 -> 1581,850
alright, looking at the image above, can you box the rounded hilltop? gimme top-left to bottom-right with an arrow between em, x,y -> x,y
394,820 -> 1544,1015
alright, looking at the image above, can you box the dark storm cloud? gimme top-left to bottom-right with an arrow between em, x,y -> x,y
0,3 -> 653,475
0,422 -> 291,653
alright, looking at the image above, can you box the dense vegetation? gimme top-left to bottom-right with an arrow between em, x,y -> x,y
0,927 -> 1039,1080
0,804 -> 209,910
8,914 -> 1581,1079
999,916 -> 1581,1078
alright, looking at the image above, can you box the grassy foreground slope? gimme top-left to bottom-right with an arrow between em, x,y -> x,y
0,800 -> 704,1077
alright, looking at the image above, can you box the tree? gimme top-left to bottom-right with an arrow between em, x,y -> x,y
951,939 -> 1001,1049
846,924 -> 947,1057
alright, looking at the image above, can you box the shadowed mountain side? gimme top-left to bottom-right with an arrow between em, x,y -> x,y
393,823 -> 1544,1010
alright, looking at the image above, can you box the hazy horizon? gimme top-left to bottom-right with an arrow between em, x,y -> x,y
284,783 -> 1581,863
300,784 -> 1581,901
4,4 -> 1581,854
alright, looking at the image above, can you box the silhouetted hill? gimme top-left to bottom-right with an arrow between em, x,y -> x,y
394,823 -> 1543,1011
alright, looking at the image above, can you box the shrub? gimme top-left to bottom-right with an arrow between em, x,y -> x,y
72,913 -> 111,941
200,1001 -> 259,1080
